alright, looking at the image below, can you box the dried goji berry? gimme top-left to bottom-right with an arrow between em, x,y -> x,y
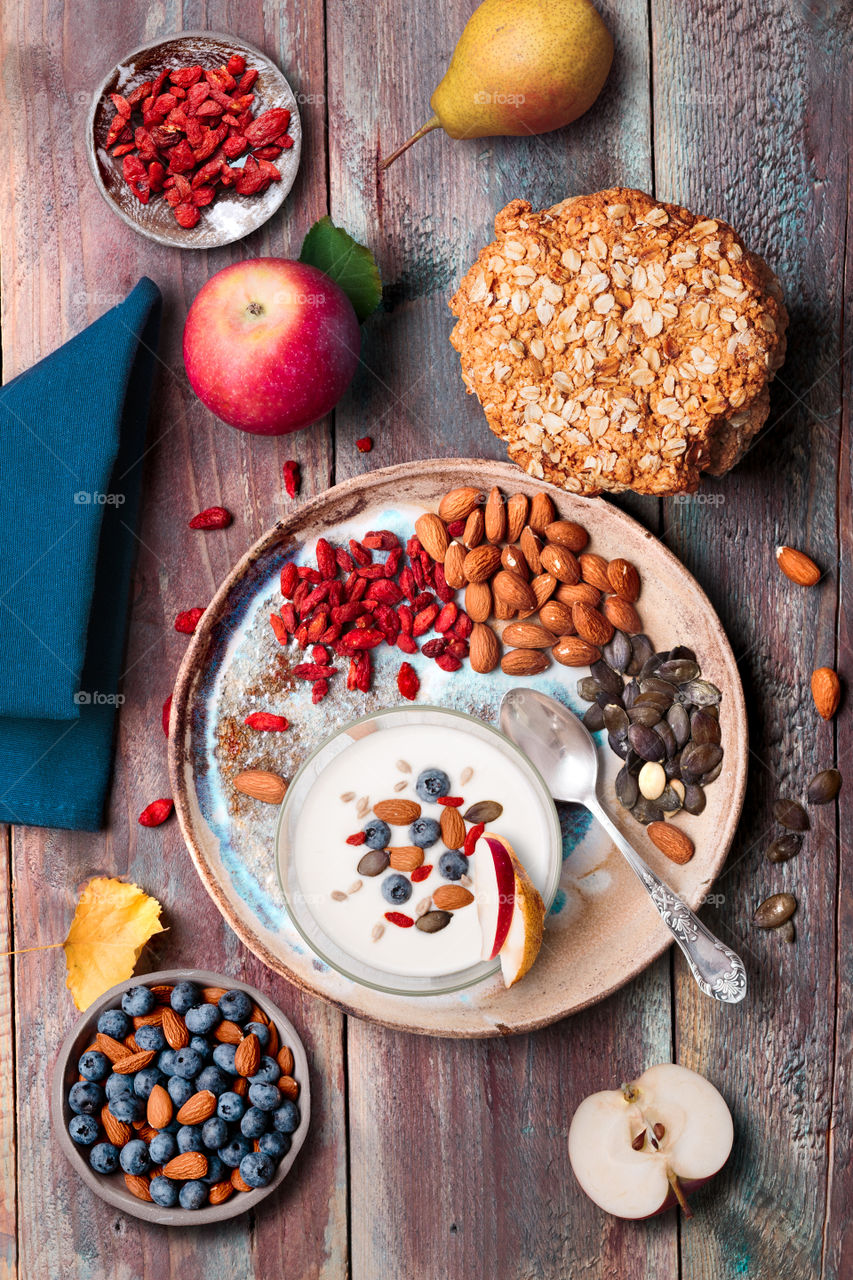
453,612 -> 473,640
355,651 -> 371,692
348,539 -> 372,567
446,519 -> 466,538
320,622 -> 342,645
396,634 -> 418,654
433,564 -> 455,603
311,644 -> 328,664
435,653 -> 462,673
384,548 -> 403,577
434,602 -> 458,634
437,796 -> 464,807
346,831 -> 367,846
315,538 -> 337,580
188,505 -> 231,529
355,436 -> 373,453
384,911 -> 414,928
238,68 -> 259,93
293,663 -> 336,681
270,613 -> 289,645
139,798 -> 173,827
366,579 -> 403,605
175,607 -> 204,634
311,678 -> 329,704
294,623 -> 309,648
280,561 -> 298,598
244,106 -> 291,146
280,602 -> 298,632
410,865 -> 432,883
161,694 -> 172,736
421,638 -> 447,658
397,662 -> 420,702
337,629 -> 384,652
244,712 -> 289,731
226,53 -> 247,76
335,547 -> 354,574
174,201 -> 200,228
356,564 -> 387,581
397,604 -> 414,634
413,604 -> 440,637
362,530 -> 398,551
446,637 -> 469,659
399,567 -> 417,603
298,565 -> 323,584
464,822 -> 485,856
283,460 -> 300,498
306,612 -> 329,643
412,592 -> 435,612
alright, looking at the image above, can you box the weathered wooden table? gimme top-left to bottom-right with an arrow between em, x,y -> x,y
1,0 -> 850,1276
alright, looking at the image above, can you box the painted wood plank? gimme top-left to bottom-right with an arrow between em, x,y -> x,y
0,3 -> 347,1276
652,0 -> 851,1274
325,0 -> 676,1275
0,829 -> 16,1280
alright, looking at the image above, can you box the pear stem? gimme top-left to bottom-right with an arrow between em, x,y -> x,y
380,115 -> 441,170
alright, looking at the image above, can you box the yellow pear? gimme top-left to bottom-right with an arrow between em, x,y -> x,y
382,0 -> 613,168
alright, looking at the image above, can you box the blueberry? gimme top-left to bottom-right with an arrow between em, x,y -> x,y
167,1076 -> 195,1108
218,1135 -> 252,1168
134,1024 -> 166,1053
68,1114 -> 99,1146
272,1100 -> 300,1133
409,817 -> 441,849
244,1021 -> 270,1050
415,767 -> 451,802
89,1142 -> 120,1174
149,1131 -> 177,1165
78,1050 -> 110,1082
121,985 -> 156,1017
69,1081 -> 104,1116
381,873 -> 412,906
105,1073 -> 133,1101
190,1035 -> 213,1063
362,818 -> 391,850
109,1092 -> 144,1124
438,850 -> 468,881
217,1091 -> 246,1122
202,1153 -> 227,1185
158,1048 -> 178,1077
120,1139 -> 151,1176
212,1043 -> 238,1074
150,1175 -> 179,1207
185,1003 -> 221,1035
170,981 -> 201,1015
177,1125 -> 205,1154
202,1116 -> 229,1150
172,1047 -> 203,1080
179,1179 -> 208,1210
248,1056 -> 281,1086
240,1107 -> 270,1139
239,1151 -> 275,1189
133,1066 -> 164,1100
218,989 -> 252,1024
97,1008 -> 131,1040
248,1083 -> 281,1113
196,1065 -> 231,1097
259,1131 -> 291,1162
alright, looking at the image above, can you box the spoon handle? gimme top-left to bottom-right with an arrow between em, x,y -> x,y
587,798 -> 747,1004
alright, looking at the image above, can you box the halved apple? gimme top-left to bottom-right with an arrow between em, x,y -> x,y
476,833 -> 516,960
475,834 -> 545,986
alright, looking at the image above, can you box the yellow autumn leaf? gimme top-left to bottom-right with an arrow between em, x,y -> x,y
63,877 -> 166,1010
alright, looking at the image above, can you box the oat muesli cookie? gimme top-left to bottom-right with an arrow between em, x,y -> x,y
449,188 -> 788,495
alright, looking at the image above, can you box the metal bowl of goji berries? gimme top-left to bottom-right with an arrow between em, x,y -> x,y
87,32 -> 302,249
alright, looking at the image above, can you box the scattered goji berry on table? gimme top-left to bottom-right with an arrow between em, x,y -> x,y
244,712 -> 289,731
312,678 -> 329,704
175,607 -> 205,634
283,460 -> 300,498
189,506 -> 232,530
161,695 -> 172,736
397,662 -> 420,701
269,613 -> 289,644
139,798 -> 174,827
356,436 -> 373,453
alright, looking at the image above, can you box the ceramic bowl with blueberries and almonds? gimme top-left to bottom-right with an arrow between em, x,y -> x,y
52,969 -> 310,1224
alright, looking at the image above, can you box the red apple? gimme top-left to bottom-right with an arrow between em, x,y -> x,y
183,258 -> 361,435
568,1063 -> 734,1218
476,834 -> 516,960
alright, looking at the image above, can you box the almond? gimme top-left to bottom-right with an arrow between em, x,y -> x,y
112,1049 -> 156,1075
277,1046 -> 295,1077
572,601 -> 614,646
146,1083 -> 173,1130
776,545 -> 821,586
203,986 -> 228,1003
124,1034 -> 141,1053
539,600 -> 575,636
494,594 -> 516,621
607,558 -> 640,602
492,570 -> 536,613
465,580 -> 493,622
177,1090 -> 217,1125
578,552 -> 612,592
469,622 -> 501,673
279,1075 -> 300,1101
234,769 -> 288,804
553,636 -> 602,666
443,542 -> 467,589
531,573 -> 557,609
124,1174 -> 152,1202
540,544 -> 580,585
231,1167 -> 253,1192
462,508 -> 484,548
440,806 -> 466,849
438,486 -> 483,523
215,1020 -> 245,1045
519,526 -> 542,574
432,884 -> 475,910
162,1007 -> 190,1051
647,821 -> 694,865
101,1104 -> 131,1148
136,1122 -> 158,1144
602,595 -> 642,634
266,1022 -> 280,1057
373,798 -> 421,824
528,492 -> 555,534
209,1180 -> 235,1205
485,486 -> 507,543
462,544 -> 502,583
249,1003 -> 269,1026
502,622 -> 558,649
501,648 -> 550,676
388,846 -> 425,872
415,512 -> 450,562
96,1033 -> 132,1063
234,1033 -> 262,1078
132,1009 -> 165,1028
233,1075 -> 249,1097
506,493 -> 529,543
544,519 -> 589,552
811,667 -> 841,719
163,1151 -> 208,1180
149,984 -> 174,1004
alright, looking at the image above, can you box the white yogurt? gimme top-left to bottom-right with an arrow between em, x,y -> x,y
293,723 -> 554,977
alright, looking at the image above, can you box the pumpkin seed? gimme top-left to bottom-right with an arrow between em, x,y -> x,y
774,798 -> 809,831
689,709 -> 721,745
626,749 -> 644,775
603,704 -> 629,735
753,893 -> 797,929
623,679 -> 640,709
595,689 -> 624,710
681,679 -> 722,706
807,768 -> 842,806
583,703 -> 605,732
631,797 -> 664,824
590,659 -> 624,696
658,659 -> 700,684
625,634 -> 654,675
463,800 -> 504,824
667,702 -> 691,747
415,909 -> 452,933
357,849 -> 390,877
615,766 -> 639,809
679,742 -> 723,782
602,630 -> 632,673
657,784 -> 683,812
656,719 -> 678,759
634,690 -> 673,713
608,732 -> 629,759
670,645 -> 696,662
628,704 -> 662,728
766,833 -> 802,863
640,676 -> 679,698
681,783 -> 706,815
627,723 -> 666,762
577,676 -> 601,702
701,758 -> 724,785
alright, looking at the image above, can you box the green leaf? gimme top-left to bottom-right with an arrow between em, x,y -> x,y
299,217 -> 382,323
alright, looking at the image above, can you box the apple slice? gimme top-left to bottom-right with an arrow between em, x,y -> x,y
475,834 -> 516,960
488,836 -> 546,988
568,1062 -> 734,1218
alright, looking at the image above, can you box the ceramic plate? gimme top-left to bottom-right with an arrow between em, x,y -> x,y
87,32 -> 301,249
169,459 -> 747,1037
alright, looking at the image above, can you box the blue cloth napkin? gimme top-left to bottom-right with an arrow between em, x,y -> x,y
0,278 -> 162,829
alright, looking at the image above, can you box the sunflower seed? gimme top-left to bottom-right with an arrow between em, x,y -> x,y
774,798 -> 809,831
348,880 -> 363,894
393,780 -> 408,792
355,795 -> 370,818
330,890 -> 348,902
396,759 -> 412,773
753,893 -> 797,929
460,766 -> 474,785
807,768 -> 842,805
766,833 -> 802,863
371,923 -> 385,941
340,791 -> 356,803
415,897 -> 432,918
